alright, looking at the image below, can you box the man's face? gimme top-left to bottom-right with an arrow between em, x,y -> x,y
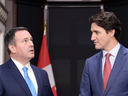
91,23 -> 111,51
14,30 -> 34,61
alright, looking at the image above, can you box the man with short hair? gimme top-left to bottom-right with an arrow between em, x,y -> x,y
79,12 -> 128,96
0,27 -> 53,96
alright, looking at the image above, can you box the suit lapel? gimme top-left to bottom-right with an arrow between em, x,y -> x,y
94,51 -> 104,95
7,59 -> 32,96
31,65 -> 43,96
105,45 -> 128,94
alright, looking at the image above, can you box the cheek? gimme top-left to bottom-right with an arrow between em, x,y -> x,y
99,35 -> 108,43
97,36 -> 104,43
16,48 -> 26,54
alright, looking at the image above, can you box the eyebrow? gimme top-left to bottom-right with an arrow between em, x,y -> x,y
91,30 -> 99,32
23,36 -> 33,39
30,37 -> 33,40
23,38 -> 28,40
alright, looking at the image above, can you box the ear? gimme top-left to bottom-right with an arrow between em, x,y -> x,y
109,29 -> 115,37
8,45 -> 16,54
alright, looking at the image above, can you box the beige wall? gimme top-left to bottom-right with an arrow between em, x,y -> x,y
0,0 -> 6,64
4,0 -> 17,63
0,22 -> 5,65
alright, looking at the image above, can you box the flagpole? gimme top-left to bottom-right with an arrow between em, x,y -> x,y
39,4 -> 58,96
44,5 -> 48,43
44,21 -> 46,35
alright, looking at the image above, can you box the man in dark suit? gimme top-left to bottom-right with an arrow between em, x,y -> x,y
0,27 -> 53,96
79,11 -> 128,96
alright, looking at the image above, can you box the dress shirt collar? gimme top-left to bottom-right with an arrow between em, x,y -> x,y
102,43 -> 120,57
11,58 -> 32,73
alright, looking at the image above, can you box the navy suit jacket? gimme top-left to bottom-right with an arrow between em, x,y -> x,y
79,44 -> 128,96
0,59 -> 53,96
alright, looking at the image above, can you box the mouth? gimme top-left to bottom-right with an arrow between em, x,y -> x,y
94,42 -> 97,45
29,49 -> 34,53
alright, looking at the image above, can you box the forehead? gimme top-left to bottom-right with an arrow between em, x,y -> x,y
15,30 -> 32,39
91,23 -> 105,32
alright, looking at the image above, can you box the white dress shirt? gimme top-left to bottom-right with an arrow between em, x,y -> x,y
102,43 -> 120,75
11,58 -> 38,94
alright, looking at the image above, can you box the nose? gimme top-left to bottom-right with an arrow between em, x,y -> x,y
30,40 -> 34,47
91,32 -> 95,41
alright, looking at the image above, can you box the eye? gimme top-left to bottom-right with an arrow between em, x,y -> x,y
30,38 -> 33,42
31,39 -> 33,41
24,39 -> 27,42
95,31 -> 99,34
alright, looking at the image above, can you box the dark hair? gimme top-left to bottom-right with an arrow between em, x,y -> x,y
89,12 -> 122,41
4,27 -> 28,54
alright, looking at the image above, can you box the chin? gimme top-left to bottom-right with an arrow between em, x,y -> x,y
95,46 -> 102,50
30,55 -> 35,59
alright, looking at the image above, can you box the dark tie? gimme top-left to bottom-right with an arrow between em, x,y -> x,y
103,53 -> 111,91
23,67 -> 37,96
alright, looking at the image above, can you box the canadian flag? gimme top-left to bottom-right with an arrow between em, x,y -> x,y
37,32 -> 57,96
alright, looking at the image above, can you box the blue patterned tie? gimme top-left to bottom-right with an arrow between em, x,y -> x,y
23,67 -> 37,96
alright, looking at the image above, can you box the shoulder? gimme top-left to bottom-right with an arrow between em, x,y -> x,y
87,51 -> 102,61
0,59 -> 12,70
119,44 -> 128,54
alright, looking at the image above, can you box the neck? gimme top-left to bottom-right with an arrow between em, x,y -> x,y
105,39 -> 118,52
10,55 -> 30,66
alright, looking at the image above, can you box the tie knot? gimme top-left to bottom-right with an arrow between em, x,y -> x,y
22,67 -> 28,72
106,53 -> 111,58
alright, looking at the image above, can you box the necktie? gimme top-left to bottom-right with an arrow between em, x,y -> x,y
23,67 -> 37,96
103,53 -> 111,91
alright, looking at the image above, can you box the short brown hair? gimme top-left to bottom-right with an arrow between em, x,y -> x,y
89,12 -> 122,41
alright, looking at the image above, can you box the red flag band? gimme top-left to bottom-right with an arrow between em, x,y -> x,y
37,32 -> 57,96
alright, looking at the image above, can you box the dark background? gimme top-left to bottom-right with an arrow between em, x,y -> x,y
17,1 -> 128,96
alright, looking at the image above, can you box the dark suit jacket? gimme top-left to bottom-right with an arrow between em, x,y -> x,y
0,59 -> 53,96
79,44 -> 128,96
